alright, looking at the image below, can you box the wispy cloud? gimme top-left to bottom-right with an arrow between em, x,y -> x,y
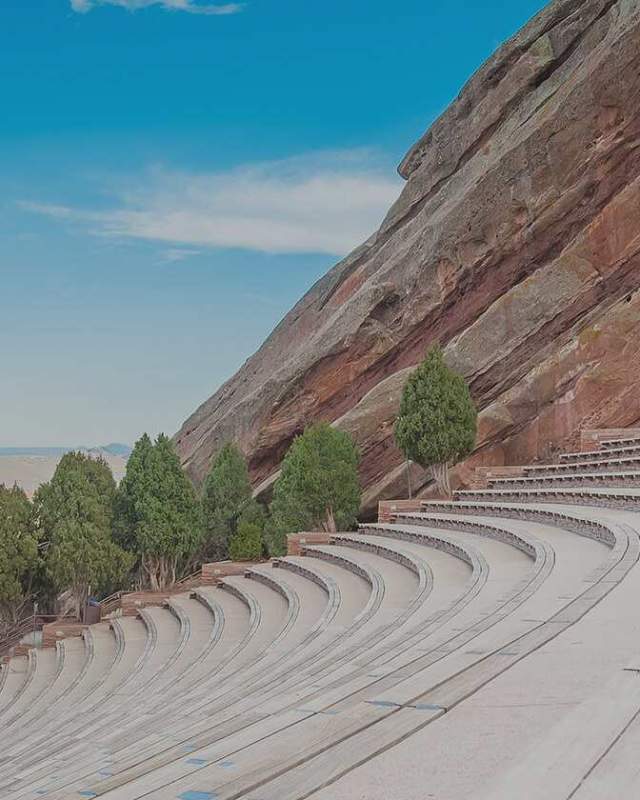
160,247 -> 202,262
70,0 -> 243,15
21,151 -> 402,257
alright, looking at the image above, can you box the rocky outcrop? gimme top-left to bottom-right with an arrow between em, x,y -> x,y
175,0 -> 640,514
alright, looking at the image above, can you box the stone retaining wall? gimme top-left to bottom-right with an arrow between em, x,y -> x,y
378,500 -> 423,523
41,621 -> 86,648
200,560 -> 264,583
287,532 -> 332,556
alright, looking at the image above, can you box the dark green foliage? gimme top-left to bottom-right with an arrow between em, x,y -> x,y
394,345 -> 477,494
263,515 -> 287,558
201,443 -> 254,561
35,452 -> 132,619
238,498 -> 266,530
228,521 -> 262,561
0,485 -> 39,625
36,451 -> 116,537
113,433 -> 154,551
270,422 -> 361,542
114,434 -> 202,590
46,519 -> 132,619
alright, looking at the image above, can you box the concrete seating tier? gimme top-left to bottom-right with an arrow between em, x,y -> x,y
3,429 -> 640,799
524,454 -> 640,476
487,470 -> 640,490
600,435 -> 640,449
559,442 -> 640,462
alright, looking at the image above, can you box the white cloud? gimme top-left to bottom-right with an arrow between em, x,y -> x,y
70,0 -> 243,15
21,151 -> 402,257
160,247 -> 202,262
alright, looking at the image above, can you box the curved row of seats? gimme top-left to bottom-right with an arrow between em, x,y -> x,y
2,432 -> 640,799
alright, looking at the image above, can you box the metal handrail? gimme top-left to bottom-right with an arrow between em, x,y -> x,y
0,614 -> 71,659
175,569 -> 202,588
98,568 -> 204,618
99,591 -> 124,617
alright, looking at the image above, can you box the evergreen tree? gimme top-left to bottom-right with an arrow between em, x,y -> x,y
131,434 -> 202,590
36,451 -> 116,536
263,514 -> 287,558
113,433 -> 154,550
201,443 -> 254,561
270,423 -> 360,545
47,516 -> 131,620
394,345 -> 477,496
228,521 -> 262,562
35,453 -> 132,619
0,485 -> 39,627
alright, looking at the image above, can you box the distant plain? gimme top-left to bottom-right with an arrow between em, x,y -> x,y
0,451 -> 128,497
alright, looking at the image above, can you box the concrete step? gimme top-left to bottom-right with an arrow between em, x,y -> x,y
525,455 -> 640,476
488,471 -> 640,490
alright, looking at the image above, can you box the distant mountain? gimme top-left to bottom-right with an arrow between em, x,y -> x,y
97,443 -> 132,458
0,443 -> 132,458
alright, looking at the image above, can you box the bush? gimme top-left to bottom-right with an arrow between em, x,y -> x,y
228,521 -> 262,561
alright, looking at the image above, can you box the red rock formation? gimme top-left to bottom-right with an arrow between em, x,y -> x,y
175,0 -> 640,514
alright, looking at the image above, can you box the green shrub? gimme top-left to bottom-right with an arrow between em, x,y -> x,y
228,521 -> 263,561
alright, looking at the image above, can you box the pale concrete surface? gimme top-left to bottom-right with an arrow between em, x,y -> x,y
5,445 -> 640,800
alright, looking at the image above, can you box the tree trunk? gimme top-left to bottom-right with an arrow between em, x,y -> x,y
170,558 -> 177,588
158,558 -> 168,591
144,555 -> 159,592
322,505 -> 337,533
74,582 -> 88,622
433,462 -> 452,498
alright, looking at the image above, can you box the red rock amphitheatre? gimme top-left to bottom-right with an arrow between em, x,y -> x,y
6,3 -> 640,800
174,0 -> 640,513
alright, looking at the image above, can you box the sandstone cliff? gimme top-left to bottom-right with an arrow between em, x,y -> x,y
175,0 -> 640,513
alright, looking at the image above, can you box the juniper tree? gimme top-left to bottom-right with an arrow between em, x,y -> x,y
228,521 -> 262,562
201,443 -> 254,561
270,422 -> 360,545
0,485 -> 38,627
112,432 -> 154,551
128,434 -> 202,590
35,453 -> 132,619
394,345 -> 477,496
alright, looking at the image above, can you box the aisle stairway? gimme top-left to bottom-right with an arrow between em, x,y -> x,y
2,429 -> 640,799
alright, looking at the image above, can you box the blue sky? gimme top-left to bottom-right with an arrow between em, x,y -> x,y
2,0 -> 547,447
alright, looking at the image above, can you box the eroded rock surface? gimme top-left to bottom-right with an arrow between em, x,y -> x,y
175,0 -> 640,513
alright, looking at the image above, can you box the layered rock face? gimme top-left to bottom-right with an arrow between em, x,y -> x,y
175,0 -> 640,513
